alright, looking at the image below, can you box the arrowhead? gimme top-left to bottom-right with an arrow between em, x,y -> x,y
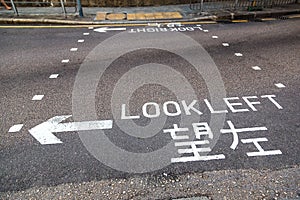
29,115 -> 71,145
93,27 -> 108,33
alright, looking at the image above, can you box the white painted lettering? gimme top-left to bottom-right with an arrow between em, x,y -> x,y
204,99 -> 228,114
129,29 -> 136,33
182,100 -> 203,115
242,96 -> 261,111
147,28 -> 156,32
261,95 -> 283,109
160,28 -> 168,32
142,102 -> 160,118
223,97 -> 249,113
137,28 -> 146,33
121,104 -> 140,119
163,101 -> 181,116
170,28 -> 178,32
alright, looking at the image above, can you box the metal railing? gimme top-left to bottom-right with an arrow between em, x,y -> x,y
190,0 -> 297,11
5,0 -> 76,17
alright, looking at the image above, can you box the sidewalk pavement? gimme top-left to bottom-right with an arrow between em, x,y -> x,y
0,3 -> 299,25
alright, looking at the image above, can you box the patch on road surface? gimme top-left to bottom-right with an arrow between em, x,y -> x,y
95,12 -> 183,21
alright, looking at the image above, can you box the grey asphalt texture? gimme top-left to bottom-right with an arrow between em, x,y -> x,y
0,19 -> 299,199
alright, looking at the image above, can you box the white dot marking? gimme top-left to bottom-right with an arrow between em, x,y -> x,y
70,48 -> 78,52
212,36 -> 218,39
83,33 -> 90,36
49,74 -> 59,79
252,66 -> 262,71
32,95 -> 44,101
78,39 -> 85,43
222,43 -> 229,47
235,53 -> 243,57
8,124 -> 24,133
275,83 -> 286,88
61,59 -> 70,63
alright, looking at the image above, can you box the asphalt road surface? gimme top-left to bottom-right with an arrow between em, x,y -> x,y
0,19 -> 299,199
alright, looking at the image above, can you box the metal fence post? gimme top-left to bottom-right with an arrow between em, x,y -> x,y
60,0 -> 67,18
9,0 -> 18,16
234,0 -> 239,10
77,0 -> 83,17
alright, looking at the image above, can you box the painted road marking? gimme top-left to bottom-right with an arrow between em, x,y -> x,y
94,27 -> 127,33
29,115 -> 113,145
288,14 -> 300,19
241,138 -> 282,156
235,53 -> 243,57
8,124 -> 24,133
61,59 -> 70,63
252,66 -> 262,71
212,36 -> 218,39
203,30 -> 209,32
70,48 -> 78,52
32,95 -> 44,101
78,39 -> 85,43
261,18 -> 277,22
83,32 -> 90,36
49,74 -> 59,79
275,83 -> 286,88
121,94 -> 283,119
128,26 -> 202,33
222,43 -> 229,47
88,27 -> 94,30
231,20 -> 249,23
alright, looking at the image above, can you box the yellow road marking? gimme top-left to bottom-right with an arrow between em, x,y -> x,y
288,14 -> 300,19
231,19 -> 249,23
260,18 -> 277,21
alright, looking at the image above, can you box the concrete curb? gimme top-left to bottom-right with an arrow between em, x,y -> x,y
0,8 -> 299,25
0,15 -> 217,25
216,8 -> 300,21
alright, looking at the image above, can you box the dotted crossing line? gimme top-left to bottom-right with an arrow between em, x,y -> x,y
8,27 -> 94,134
204,24 -> 286,91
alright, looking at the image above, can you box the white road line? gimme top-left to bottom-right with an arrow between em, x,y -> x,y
235,53 -> 243,57
8,124 -> 24,133
61,59 -> 70,63
49,74 -> 59,79
203,30 -> 209,32
78,39 -> 85,43
212,36 -> 218,39
83,32 -> 90,36
275,83 -> 286,88
29,115 -> 113,145
70,48 -> 78,52
32,95 -> 44,101
88,27 -> 94,30
197,25 -> 202,26
252,66 -> 262,71
222,43 -> 229,47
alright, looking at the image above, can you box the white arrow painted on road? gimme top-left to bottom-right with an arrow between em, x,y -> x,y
94,27 -> 127,33
29,115 -> 113,145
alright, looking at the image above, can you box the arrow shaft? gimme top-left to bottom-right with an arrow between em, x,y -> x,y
52,120 -> 113,132
107,28 -> 126,31
29,116 -> 113,145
